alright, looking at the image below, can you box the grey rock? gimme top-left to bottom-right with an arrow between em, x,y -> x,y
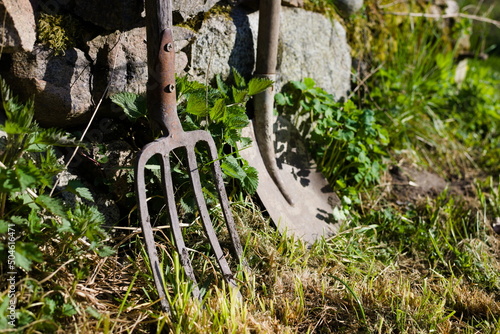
191,7 -> 351,99
282,0 -> 304,8
190,8 -> 256,82
278,8 -> 351,99
87,26 -> 194,98
334,0 -> 364,17
88,28 -> 148,98
0,0 -> 37,52
72,0 -> 144,31
173,0 -> 219,22
11,45 -> 93,127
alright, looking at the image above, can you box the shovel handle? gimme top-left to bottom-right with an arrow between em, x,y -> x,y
145,0 -> 182,135
256,0 -> 280,76
254,0 -> 295,205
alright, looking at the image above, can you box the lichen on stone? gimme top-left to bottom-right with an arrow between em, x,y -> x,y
37,13 -> 79,55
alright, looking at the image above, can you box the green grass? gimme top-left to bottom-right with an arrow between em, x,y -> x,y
1,0 -> 500,333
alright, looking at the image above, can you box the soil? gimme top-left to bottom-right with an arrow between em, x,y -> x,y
388,164 -> 476,205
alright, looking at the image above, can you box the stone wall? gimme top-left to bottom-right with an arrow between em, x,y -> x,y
0,0 -> 352,127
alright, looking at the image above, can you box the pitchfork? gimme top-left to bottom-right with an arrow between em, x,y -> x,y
135,0 -> 245,312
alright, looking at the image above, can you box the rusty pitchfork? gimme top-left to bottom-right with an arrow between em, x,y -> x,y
135,0 -> 245,312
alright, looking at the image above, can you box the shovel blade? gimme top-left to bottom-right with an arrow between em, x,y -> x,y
240,116 -> 341,244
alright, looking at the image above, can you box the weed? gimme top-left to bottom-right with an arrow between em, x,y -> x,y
0,77 -> 113,331
276,78 -> 389,195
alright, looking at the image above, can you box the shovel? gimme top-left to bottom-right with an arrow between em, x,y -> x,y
135,0 -> 244,312
239,0 -> 341,244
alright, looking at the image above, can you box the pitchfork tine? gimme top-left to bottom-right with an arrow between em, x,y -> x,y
160,152 -> 201,299
204,137 -> 247,267
186,146 -> 240,293
135,148 -> 170,311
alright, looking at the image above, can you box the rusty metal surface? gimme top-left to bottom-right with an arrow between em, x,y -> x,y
240,116 -> 341,245
136,14 -> 244,312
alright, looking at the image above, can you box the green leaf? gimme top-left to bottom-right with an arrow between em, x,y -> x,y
221,155 -> 245,180
303,77 -> 316,89
232,68 -> 246,88
62,303 -> 78,317
176,75 -> 206,96
238,136 -> 252,148
67,180 -> 94,202
232,87 -> 248,104
110,92 -> 147,122
332,206 -> 347,222
186,94 -> 208,116
35,195 -> 67,219
15,241 -> 43,271
215,74 -> 229,96
0,168 -> 21,192
16,160 -> 45,190
85,306 -> 102,320
241,165 -> 259,194
210,98 -> 226,121
224,106 -> 249,129
275,92 -> 287,106
43,298 -> 57,316
94,244 -> 115,257
248,77 -> 273,96
0,220 -> 8,234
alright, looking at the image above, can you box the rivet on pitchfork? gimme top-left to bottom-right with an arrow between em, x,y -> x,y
164,42 -> 173,52
164,84 -> 175,93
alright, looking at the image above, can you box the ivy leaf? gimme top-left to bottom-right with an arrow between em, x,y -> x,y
110,92 -> 147,122
210,98 -> 226,121
248,77 -> 273,96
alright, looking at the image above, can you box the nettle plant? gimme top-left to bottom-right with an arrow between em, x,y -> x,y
276,78 -> 389,194
0,78 -> 113,330
111,70 -> 270,219
0,77 -> 112,273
